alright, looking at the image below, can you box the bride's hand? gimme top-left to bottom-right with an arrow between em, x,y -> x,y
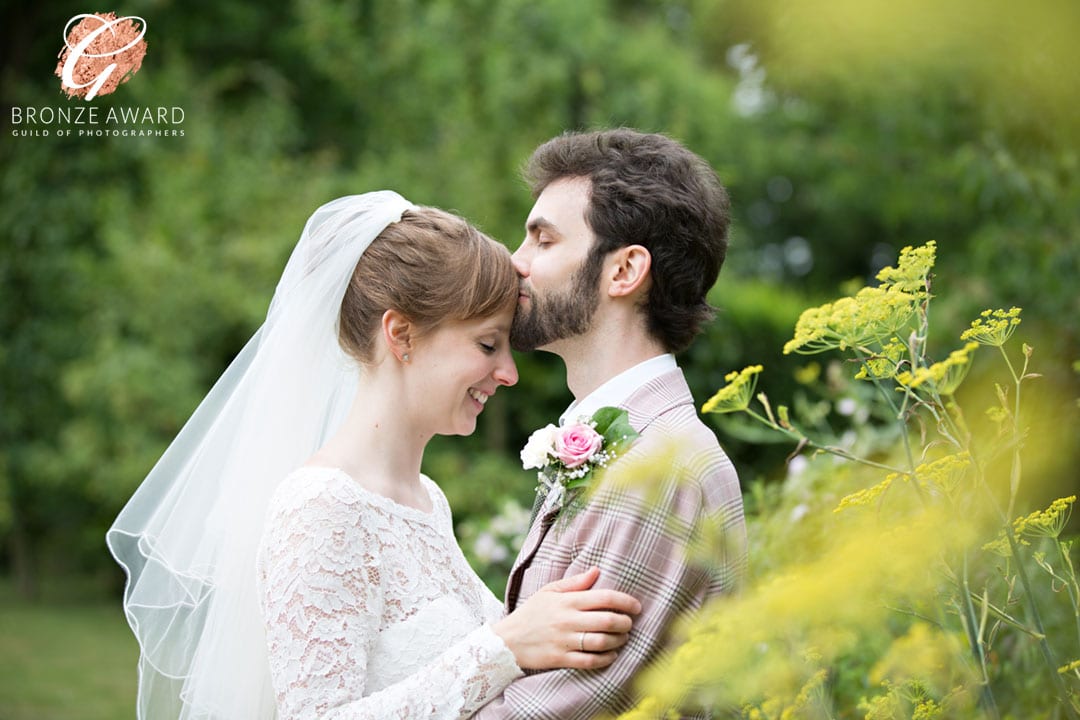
492,566 -> 641,670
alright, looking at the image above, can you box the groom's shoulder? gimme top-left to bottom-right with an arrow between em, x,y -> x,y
627,374 -> 739,495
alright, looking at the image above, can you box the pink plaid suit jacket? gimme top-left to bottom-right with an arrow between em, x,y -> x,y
473,367 -> 747,719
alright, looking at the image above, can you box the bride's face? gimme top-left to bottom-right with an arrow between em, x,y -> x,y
408,307 -> 518,437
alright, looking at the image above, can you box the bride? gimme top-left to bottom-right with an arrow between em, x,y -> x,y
107,191 -> 640,719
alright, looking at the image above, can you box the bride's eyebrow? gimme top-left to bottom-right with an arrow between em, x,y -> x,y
480,322 -> 511,335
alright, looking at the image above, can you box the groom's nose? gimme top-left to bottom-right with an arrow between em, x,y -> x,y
510,245 -> 530,278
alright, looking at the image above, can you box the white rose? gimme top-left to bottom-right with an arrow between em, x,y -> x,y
520,423 -> 559,470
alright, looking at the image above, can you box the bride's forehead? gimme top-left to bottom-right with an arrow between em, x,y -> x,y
435,312 -> 512,337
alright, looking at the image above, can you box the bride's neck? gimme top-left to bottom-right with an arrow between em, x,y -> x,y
308,373 -> 429,506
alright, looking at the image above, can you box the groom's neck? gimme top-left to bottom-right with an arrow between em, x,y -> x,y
557,324 -> 667,402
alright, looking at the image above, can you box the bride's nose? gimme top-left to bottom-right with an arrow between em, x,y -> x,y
493,350 -> 518,387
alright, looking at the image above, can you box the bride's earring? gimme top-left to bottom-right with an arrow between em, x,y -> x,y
402,353 -> 410,363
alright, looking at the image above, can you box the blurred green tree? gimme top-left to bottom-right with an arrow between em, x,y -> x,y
2,0 -> 1077,599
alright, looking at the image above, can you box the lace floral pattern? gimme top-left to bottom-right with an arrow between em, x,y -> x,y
257,467 -> 522,719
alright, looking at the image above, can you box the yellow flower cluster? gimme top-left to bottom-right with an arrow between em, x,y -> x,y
984,496 -> 1077,555
913,452 -> 972,495
743,670 -> 828,719
620,505 -> 976,717
702,365 -> 764,415
784,286 -> 922,355
784,242 -> 936,356
839,454 -> 972,514
913,699 -> 943,720
875,241 -> 937,292
960,307 -> 1022,346
1014,495 -> 1076,539
855,338 -> 908,381
835,476 -> 893,512
896,342 -> 979,395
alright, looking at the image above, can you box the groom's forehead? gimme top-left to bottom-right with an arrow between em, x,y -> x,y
526,178 -> 591,235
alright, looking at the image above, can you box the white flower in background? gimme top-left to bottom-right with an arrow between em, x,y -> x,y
472,531 -> 508,564
790,503 -> 811,522
836,397 -> 857,416
787,454 -> 809,477
520,423 -> 559,470
490,501 -> 530,537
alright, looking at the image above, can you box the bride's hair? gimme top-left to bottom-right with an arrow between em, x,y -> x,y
339,206 -> 517,364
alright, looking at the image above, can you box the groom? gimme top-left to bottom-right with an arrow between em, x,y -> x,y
475,129 -> 747,718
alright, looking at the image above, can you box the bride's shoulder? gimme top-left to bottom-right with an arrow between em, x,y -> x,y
419,474 -> 452,519
267,466 -> 363,516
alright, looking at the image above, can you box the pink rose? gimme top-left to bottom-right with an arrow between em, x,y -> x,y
554,423 -> 603,469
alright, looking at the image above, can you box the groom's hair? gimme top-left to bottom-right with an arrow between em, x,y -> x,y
525,128 -> 730,353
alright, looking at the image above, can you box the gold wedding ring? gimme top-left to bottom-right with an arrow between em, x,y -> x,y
579,631 -> 587,652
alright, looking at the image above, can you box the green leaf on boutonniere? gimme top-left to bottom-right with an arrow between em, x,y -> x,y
592,406 -> 640,454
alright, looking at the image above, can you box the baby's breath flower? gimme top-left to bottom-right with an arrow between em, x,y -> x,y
1014,495 -> 1076,539
960,307 -> 1022,346
702,365 -> 763,414
835,476 -> 894,512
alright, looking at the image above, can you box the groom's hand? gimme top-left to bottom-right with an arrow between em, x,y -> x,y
492,567 -> 641,670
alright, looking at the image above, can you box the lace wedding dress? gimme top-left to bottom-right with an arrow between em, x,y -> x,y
257,466 -> 523,718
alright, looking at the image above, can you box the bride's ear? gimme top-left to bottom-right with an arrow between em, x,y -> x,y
381,309 -> 414,363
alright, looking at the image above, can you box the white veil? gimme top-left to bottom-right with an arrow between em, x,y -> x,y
106,191 -> 416,719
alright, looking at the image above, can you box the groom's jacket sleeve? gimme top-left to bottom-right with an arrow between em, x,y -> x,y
473,416 -> 746,719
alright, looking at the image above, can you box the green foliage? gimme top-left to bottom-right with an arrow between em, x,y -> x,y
2,0 -> 1078,625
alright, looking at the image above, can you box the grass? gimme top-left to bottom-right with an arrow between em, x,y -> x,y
0,582 -> 138,720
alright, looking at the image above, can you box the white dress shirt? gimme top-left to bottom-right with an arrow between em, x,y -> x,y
559,354 -> 677,425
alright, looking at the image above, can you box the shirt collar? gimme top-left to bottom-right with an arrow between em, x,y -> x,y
559,354 -> 677,425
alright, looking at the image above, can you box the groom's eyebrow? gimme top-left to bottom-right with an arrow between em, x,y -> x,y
526,217 -> 560,237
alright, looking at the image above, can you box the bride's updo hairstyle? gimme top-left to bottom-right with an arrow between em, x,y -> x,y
339,207 -> 518,365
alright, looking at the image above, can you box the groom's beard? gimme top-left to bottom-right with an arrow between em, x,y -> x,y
510,252 -> 602,352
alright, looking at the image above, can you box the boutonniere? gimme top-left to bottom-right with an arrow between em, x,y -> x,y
520,406 -> 640,525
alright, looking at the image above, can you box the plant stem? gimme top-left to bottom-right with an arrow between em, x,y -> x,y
960,554 -> 1002,719
1005,529 -> 1080,720
1056,540 -> 1080,656
742,408 -> 908,474
998,345 -> 1026,518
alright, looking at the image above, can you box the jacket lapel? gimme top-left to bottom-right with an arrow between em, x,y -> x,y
505,492 -> 562,608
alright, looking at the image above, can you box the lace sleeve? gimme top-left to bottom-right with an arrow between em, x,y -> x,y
258,476 -> 522,719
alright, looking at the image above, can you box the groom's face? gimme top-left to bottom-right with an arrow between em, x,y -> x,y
510,177 -> 603,352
